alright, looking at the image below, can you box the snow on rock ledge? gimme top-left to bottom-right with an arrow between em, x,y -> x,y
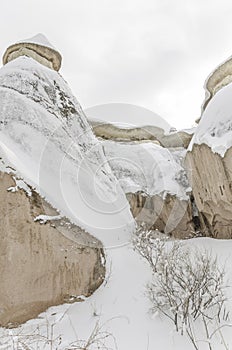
3,34 -> 62,71
202,54 -> 232,113
0,55 -> 135,246
190,83 -> 232,157
103,140 -> 196,238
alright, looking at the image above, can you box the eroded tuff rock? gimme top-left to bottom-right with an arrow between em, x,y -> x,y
127,192 -> 196,238
186,144 -> 232,239
0,171 -> 105,327
91,120 -> 193,148
102,140 -> 198,238
0,42 -> 134,242
3,34 -> 62,71
197,54 -> 232,122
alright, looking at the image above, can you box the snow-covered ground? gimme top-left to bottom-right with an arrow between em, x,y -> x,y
1,237 -> 232,350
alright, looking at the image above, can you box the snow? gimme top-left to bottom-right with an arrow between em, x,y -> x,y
85,103 -> 172,133
7,176 -> 32,196
102,140 -> 190,200
17,33 -> 56,50
34,214 -> 62,224
0,56 -> 135,246
171,126 -> 196,135
1,41 -> 231,350
189,82 -> 232,157
1,237 -> 232,350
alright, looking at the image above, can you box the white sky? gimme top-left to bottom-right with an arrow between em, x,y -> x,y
0,0 -> 232,129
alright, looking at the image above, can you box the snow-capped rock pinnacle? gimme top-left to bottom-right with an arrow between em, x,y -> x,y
2,33 -> 62,71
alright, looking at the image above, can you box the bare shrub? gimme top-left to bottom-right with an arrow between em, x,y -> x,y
65,320 -> 117,350
0,319 -> 116,350
134,227 -> 230,350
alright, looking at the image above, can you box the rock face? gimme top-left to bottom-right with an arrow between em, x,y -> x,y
186,144 -> 232,238
91,120 -> 193,148
0,171 -> 105,327
200,54 -> 232,116
102,140 -> 197,238
186,78 -> 232,238
127,192 -> 196,238
3,34 -> 62,71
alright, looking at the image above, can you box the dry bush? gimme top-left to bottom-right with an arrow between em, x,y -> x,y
134,227 -> 230,350
0,319 -> 116,350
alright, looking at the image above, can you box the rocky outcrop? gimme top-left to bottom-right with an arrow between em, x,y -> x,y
91,120 -> 193,148
127,192 -> 196,239
200,55 -> 232,117
3,34 -> 62,71
0,41 -> 134,242
0,171 -> 105,327
101,140 -> 197,238
186,144 -> 232,238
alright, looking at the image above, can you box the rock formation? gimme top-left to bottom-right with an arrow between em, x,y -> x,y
0,35 -> 134,244
3,34 -> 62,71
127,192 -> 196,238
186,144 -> 232,238
90,119 -> 193,149
186,75 -> 232,238
102,140 -> 197,238
0,34 -> 133,327
0,169 -> 105,327
199,54 -> 232,117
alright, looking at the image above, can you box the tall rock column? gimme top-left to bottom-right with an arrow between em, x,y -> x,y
186,67 -> 232,238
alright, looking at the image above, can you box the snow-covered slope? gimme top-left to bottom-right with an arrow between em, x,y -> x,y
0,56 -> 135,246
102,140 -> 190,200
189,83 -> 232,157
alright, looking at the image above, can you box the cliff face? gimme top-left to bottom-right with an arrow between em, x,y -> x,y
127,192 -> 195,238
186,80 -> 232,238
0,171 -> 105,327
186,144 -> 232,239
101,140 -> 196,238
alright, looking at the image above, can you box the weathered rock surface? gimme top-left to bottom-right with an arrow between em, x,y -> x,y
0,171 -> 105,327
3,34 -> 62,71
186,144 -> 232,238
91,120 -> 193,148
101,140 -> 197,238
198,54 -> 232,119
127,192 -> 196,239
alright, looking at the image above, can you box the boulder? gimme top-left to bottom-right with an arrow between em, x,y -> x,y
0,171 -> 105,327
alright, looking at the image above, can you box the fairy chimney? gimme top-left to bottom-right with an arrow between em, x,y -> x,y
2,33 -> 62,71
201,55 -> 232,113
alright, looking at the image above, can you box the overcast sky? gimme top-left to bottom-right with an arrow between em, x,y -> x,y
0,0 -> 232,129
